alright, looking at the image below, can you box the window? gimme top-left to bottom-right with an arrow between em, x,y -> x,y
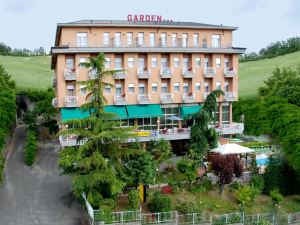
224,81 -> 229,92
183,57 -> 189,70
161,57 -> 168,68
151,57 -> 157,68
103,32 -> 110,45
195,83 -> 201,92
172,33 -> 177,47
183,82 -> 189,94
79,57 -> 86,68
115,83 -> 123,95
150,33 -> 156,47
174,57 -> 180,68
127,32 -> 133,46
152,83 -> 158,92
105,57 -> 111,69
77,33 -> 88,47
105,85 -> 111,94
212,34 -> 221,48
195,57 -> 201,67
193,33 -> 199,46
128,83 -> 135,93
222,104 -> 230,125
114,32 -> 121,47
138,32 -> 144,46
66,58 -> 74,70
138,83 -> 145,94
216,81 -> 221,90
204,82 -> 209,92
115,57 -> 122,69
160,33 -> 167,47
138,58 -> 145,69
216,57 -> 221,68
182,33 -> 188,47
161,83 -> 168,93
204,58 -> 209,68
174,82 -> 180,92
67,84 -> 75,96
224,58 -> 230,68
160,107 -> 180,129
80,85 -> 87,95
128,57 -> 134,68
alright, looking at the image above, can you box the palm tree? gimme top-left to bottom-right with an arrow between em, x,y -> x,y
189,90 -> 224,162
58,53 -> 139,206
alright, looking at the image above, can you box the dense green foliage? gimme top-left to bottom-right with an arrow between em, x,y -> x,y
128,190 -> 140,210
124,152 -> 156,187
147,139 -> 172,164
240,37 -> 300,62
148,192 -> 172,212
25,130 -> 38,166
176,158 -> 197,186
270,189 -> 283,205
0,42 -> 46,56
235,185 -> 257,206
0,64 -> 16,183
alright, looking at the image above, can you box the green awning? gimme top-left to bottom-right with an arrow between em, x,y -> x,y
61,106 -> 128,122
126,104 -> 163,119
180,105 -> 202,119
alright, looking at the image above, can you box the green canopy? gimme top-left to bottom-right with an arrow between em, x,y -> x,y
126,104 -> 163,119
180,105 -> 202,119
61,106 -> 128,122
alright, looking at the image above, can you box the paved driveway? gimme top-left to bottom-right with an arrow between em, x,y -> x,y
0,125 -> 83,225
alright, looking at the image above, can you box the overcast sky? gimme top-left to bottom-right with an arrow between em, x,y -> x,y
0,0 -> 299,53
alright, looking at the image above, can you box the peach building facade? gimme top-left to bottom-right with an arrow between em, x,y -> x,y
51,20 -> 246,147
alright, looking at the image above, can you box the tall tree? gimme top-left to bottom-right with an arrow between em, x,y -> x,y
147,138 -> 172,164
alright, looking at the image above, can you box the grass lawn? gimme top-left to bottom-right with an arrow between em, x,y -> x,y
0,55 -> 52,91
239,51 -> 300,99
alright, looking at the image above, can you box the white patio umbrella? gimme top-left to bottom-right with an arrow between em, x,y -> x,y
211,143 -> 254,155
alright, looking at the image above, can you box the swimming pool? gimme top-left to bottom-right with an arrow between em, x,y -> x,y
256,158 -> 269,166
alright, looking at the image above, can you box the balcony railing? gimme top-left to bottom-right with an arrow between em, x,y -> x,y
138,94 -> 151,104
203,67 -> 216,78
89,69 -> 97,79
52,98 -> 58,108
114,69 -> 127,79
224,92 -> 236,101
137,68 -> 151,79
182,68 -> 195,78
160,93 -> 174,104
160,68 -> 173,78
114,94 -> 127,105
224,67 -> 236,77
64,69 -> 77,81
182,93 -> 195,103
64,96 -> 78,107
203,92 -> 210,100
210,123 -> 244,135
67,40 -> 233,49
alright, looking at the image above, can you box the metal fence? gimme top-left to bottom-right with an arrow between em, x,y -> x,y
141,211 -> 177,224
288,212 -> 300,224
178,212 -> 211,224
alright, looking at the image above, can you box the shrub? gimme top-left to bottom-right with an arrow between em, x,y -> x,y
101,198 -> 116,210
257,220 -> 272,225
250,175 -> 264,192
161,185 -> 172,194
128,190 -> 140,210
200,177 -> 212,191
25,130 -> 38,166
148,192 -> 172,212
236,185 -> 257,206
229,181 -> 243,191
97,205 -> 114,223
270,189 -> 283,205
175,197 -> 198,213
0,155 -> 4,184
87,191 -> 103,208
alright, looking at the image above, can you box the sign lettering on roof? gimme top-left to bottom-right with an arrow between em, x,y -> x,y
127,15 -> 173,23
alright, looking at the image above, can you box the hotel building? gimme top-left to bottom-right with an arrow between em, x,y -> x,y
51,20 -> 246,148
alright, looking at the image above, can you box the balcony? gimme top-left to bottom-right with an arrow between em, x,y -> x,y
160,68 -> 173,78
89,69 -> 97,79
160,93 -> 174,104
114,94 -> 127,105
52,98 -> 58,108
64,69 -> 77,81
203,67 -> 216,78
64,96 -> 78,107
203,92 -> 210,100
182,68 -> 195,78
138,94 -> 151,104
52,76 -> 57,87
224,68 -> 236,77
224,92 -> 237,101
210,123 -> 244,135
59,135 -> 88,147
182,93 -> 195,103
137,68 -> 151,79
114,69 -> 127,79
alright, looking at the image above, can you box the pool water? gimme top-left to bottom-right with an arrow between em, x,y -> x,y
256,158 -> 269,166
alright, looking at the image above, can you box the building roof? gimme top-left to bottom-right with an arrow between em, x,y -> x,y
54,20 -> 238,47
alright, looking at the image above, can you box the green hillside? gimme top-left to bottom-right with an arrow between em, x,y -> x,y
239,51 -> 300,99
0,52 -> 299,97
0,55 -> 52,91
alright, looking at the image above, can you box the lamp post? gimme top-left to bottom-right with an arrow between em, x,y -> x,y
65,124 -> 69,144
157,118 -> 160,138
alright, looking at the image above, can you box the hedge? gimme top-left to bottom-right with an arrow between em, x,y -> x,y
25,130 -> 38,166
